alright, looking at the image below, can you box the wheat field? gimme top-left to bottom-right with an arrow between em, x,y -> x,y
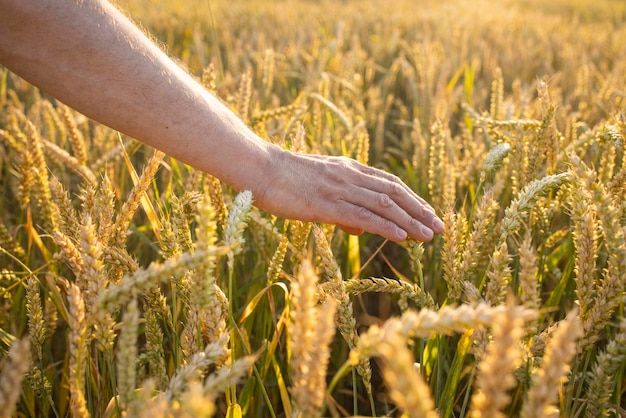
0,0 -> 625,417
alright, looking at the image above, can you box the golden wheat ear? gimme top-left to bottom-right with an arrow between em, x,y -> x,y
0,338 -> 31,417
289,259 -> 337,417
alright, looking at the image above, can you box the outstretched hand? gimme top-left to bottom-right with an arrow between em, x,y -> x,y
0,0 -> 443,242
253,147 -> 443,242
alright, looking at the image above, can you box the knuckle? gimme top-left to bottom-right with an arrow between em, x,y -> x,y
413,204 -> 427,220
384,179 -> 404,197
376,192 -> 394,209
406,216 -> 420,229
336,156 -> 356,170
324,157 -> 355,184
354,206 -> 376,222
354,206 -> 395,230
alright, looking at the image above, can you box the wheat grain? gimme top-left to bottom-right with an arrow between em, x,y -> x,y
353,304 -> 537,360
43,293 -> 58,340
363,319 -> 438,418
203,354 -> 257,401
199,284 -> 229,350
77,215 -> 117,354
567,183 -> 599,320
310,92 -> 353,132
102,245 -> 140,276
490,67 -> 504,121
201,62 -> 217,93
52,231 -> 84,277
237,69 -> 253,124
98,247 -> 229,312
0,127 -> 24,157
59,105 -> 88,166
427,120 -> 449,209
25,367 -> 54,412
66,283 -> 90,418
117,297 -> 140,410
571,157 -> 626,349
442,209 -> 463,301
180,196 -> 220,356
170,193 -> 195,254
585,325 -> 626,417
518,232 -> 541,315
0,224 -> 24,262
355,125 -> 370,165
520,310 -> 582,418
49,175 -> 80,239
458,188 -> 500,289
499,172 -> 569,242
289,259 -> 337,417
191,195 -> 218,309
24,119 -> 59,232
143,307 -> 168,390
166,334 -> 230,402
469,300 -> 526,418
484,241 -> 512,306
205,175 -> 228,228
261,48 -> 275,98
110,149 -> 165,249
0,338 -> 31,418
480,142 -> 511,183
288,220 -> 311,264
338,276 -> 434,308
25,275 -> 45,360
223,190 -> 253,259
266,228 -> 289,284
43,138 -> 97,185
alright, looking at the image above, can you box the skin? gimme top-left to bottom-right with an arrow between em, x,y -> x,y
0,0 -> 444,242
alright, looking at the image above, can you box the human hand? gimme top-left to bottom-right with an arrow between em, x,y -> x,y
252,147 -> 444,242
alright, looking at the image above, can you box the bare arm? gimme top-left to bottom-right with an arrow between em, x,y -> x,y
0,0 -> 443,242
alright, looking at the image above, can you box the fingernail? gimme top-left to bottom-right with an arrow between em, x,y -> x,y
395,227 -> 408,240
433,218 -> 444,232
420,225 -> 434,240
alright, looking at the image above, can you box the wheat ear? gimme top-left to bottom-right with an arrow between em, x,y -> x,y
469,300 -> 527,418
584,325 -> 626,417
520,310 -> 582,418
289,259 -> 337,417
66,283 -> 90,418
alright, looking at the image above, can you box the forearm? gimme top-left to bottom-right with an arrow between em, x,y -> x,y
0,0 -> 273,193
0,0 -> 443,242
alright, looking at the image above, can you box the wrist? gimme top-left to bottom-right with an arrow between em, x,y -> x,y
237,141 -> 288,210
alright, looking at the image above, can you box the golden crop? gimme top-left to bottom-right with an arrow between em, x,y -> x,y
0,0 -> 624,417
